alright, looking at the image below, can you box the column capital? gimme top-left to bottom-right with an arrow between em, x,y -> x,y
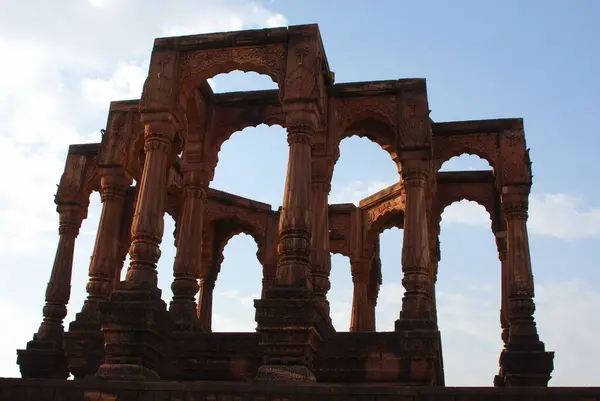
99,168 -> 132,202
501,185 -> 530,221
56,204 -> 86,236
141,116 -> 178,154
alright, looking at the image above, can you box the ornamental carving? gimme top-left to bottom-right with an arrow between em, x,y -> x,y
433,133 -> 499,171
399,88 -> 431,148
179,45 -> 287,100
22,25 -> 553,388
500,129 -> 532,185
335,95 -> 397,144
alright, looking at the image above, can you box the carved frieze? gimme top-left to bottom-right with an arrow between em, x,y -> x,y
433,133 -> 498,171
179,45 -> 287,98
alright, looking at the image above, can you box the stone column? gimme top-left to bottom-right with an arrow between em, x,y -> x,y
96,116 -> 177,381
311,156 -> 332,315
197,276 -> 215,331
273,108 -> 316,290
366,253 -> 382,332
63,168 -> 130,379
396,158 -> 434,330
169,168 -> 208,331
350,257 -> 370,332
255,105 -> 333,382
430,235 -> 441,324
498,185 -> 554,386
80,169 -> 131,320
17,203 -> 86,379
112,186 -> 136,291
495,231 -> 510,347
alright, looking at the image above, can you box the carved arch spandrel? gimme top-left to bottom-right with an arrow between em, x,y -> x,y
328,206 -> 353,258
433,133 -> 499,172
332,95 -> 399,162
205,101 -> 286,174
498,125 -> 532,187
56,147 -> 101,210
431,172 -> 501,232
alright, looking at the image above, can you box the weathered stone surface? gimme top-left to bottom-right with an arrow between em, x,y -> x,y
15,23 -> 556,391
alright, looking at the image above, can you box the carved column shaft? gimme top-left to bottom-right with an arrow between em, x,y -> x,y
96,118 -> 176,381
502,187 -> 539,347
397,159 -> 433,328
170,168 -> 208,331
82,171 -> 130,318
273,110 -> 316,290
36,204 -> 85,342
350,258 -> 370,332
496,231 -> 510,347
125,121 -> 175,285
311,162 -> 332,312
197,277 -> 215,331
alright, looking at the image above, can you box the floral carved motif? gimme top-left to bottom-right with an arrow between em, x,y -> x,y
432,182 -> 496,229
335,95 -> 397,141
501,129 -> 531,185
328,212 -> 351,256
140,53 -> 175,111
433,133 -> 499,170
179,45 -> 286,96
399,89 -> 430,148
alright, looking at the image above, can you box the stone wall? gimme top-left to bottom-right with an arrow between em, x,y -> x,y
1,378 -> 599,401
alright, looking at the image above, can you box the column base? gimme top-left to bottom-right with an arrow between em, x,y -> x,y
254,285 -> 334,383
17,340 -> 69,379
63,305 -> 106,378
254,365 -> 316,383
95,281 -> 172,382
497,344 -> 555,386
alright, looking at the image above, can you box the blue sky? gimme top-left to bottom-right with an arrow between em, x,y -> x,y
0,0 -> 599,387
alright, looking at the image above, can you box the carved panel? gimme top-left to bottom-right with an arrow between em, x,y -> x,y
500,128 -> 532,186
335,95 -> 398,160
329,211 -> 351,257
432,175 -> 498,231
56,151 -> 99,204
433,133 -> 498,171
179,45 -> 287,102
399,86 -> 430,148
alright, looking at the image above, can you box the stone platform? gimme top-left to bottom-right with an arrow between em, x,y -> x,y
1,378 -> 599,401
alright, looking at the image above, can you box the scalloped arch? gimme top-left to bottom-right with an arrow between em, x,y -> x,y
177,45 -> 286,113
336,117 -> 399,165
435,149 -> 496,172
212,218 -> 267,275
433,198 -> 494,231
365,209 -> 404,255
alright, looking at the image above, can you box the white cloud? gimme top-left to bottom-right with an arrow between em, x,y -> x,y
440,194 -> 600,239
0,0 -> 288,379
330,180 -> 395,205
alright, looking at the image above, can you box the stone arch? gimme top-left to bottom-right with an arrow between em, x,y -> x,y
211,218 -> 267,279
365,208 -> 404,256
433,134 -> 499,172
208,122 -> 286,179
336,117 -> 399,166
176,45 -> 287,114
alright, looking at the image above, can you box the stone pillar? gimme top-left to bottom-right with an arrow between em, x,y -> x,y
169,167 -> 208,331
255,105 -> 333,383
396,158 -> 434,330
350,257 -> 370,332
273,108 -> 316,290
497,185 -> 554,386
311,155 -> 332,315
112,186 -> 137,291
81,169 -> 131,319
366,253 -> 382,332
17,203 -> 86,379
95,116 -> 177,381
495,231 -> 510,347
197,276 -> 215,331
430,235 -> 440,324
63,168 -> 130,378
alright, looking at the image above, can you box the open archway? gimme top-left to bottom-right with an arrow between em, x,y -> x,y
440,153 -> 493,172
435,200 -> 501,386
212,233 -> 262,332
